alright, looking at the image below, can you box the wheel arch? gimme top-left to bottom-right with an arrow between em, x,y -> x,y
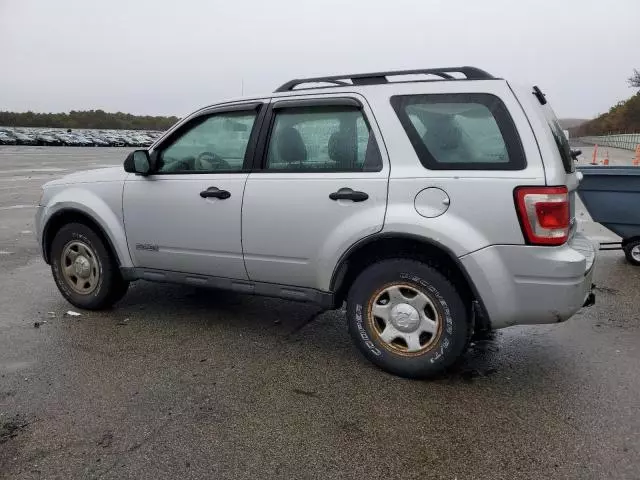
621,236 -> 640,247
330,233 -> 490,327
42,209 -> 123,267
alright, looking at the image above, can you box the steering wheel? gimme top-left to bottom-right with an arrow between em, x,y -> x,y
196,152 -> 231,171
159,155 -> 194,172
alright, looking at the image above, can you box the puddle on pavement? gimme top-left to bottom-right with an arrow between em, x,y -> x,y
594,285 -> 619,295
0,415 -> 30,444
438,331 -> 502,383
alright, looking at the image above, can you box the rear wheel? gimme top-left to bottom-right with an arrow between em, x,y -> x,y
50,223 -> 129,310
346,259 -> 471,379
623,238 -> 640,266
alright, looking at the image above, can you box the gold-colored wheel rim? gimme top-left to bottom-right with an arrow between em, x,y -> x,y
60,240 -> 100,295
367,283 -> 443,357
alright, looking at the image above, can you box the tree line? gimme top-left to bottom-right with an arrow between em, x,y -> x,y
571,69 -> 640,137
0,110 -> 179,131
571,92 -> 640,137
3,70 -> 640,135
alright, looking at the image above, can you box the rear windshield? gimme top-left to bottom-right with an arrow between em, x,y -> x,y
390,93 -> 526,170
540,103 -> 575,173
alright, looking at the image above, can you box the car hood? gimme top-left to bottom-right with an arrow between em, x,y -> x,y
45,166 -> 128,187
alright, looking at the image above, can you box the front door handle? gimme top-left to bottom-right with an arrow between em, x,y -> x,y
329,188 -> 369,202
200,187 -> 231,199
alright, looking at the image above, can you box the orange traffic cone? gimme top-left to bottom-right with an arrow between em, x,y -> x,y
591,144 -> 599,165
633,145 -> 640,166
603,150 -> 609,165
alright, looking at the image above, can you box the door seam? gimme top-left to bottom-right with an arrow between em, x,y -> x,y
240,173 -> 251,279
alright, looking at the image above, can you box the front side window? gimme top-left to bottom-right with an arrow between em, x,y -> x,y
264,105 -> 382,172
157,111 -> 257,173
391,93 -> 526,170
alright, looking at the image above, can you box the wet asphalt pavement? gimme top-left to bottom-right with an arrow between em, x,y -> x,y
0,146 -> 639,479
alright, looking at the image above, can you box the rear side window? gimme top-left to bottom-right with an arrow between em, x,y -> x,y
391,93 -> 526,170
264,105 -> 382,172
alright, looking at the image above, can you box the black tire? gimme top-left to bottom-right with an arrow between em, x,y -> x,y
623,238 -> 640,266
50,223 -> 129,310
346,259 -> 470,379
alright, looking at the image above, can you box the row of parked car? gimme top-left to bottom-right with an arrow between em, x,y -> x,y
0,127 -> 162,147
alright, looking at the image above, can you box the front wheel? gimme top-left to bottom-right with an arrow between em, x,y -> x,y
623,238 -> 640,266
346,259 -> 470,379
50,223 -> 129,310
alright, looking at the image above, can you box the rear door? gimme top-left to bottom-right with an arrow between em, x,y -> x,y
241,95 -> 389,290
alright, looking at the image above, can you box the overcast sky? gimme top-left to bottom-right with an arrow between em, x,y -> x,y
1,0 -> 638,119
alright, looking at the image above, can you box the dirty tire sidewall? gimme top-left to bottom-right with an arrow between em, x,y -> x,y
623,239 -> 640,266
51,223 -> 128,310
347,259 -> 469,379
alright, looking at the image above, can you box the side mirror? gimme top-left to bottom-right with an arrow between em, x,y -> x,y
124,150 -> 152,175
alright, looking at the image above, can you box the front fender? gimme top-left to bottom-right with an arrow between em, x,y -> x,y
39,185 -> 133,268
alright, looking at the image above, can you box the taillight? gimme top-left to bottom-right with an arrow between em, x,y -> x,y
514,186 -> 569,246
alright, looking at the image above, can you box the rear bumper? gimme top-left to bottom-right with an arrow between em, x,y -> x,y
460,233 -> 597,329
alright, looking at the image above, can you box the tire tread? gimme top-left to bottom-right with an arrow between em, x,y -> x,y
346,258 -> 471,379
50,222 -> 128,310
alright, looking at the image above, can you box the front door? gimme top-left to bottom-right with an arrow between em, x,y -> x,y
242,96 -> 389,290
123,103 -> 263,278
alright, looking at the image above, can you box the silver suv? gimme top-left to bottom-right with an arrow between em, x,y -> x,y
35,67 -> 597,378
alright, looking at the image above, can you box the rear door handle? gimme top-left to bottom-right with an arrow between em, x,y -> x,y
329,188 -> 369,202
200,187 -> 231,199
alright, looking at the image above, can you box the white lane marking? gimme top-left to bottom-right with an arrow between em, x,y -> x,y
20,230 -> 32,234
0,204 -> 35,210
0,153 -> 122,158
0,176 -> 57,183
0,168 -> 68,174
0,250 -> 14,255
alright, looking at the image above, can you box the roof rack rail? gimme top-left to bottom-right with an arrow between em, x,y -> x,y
274,66 -> 494,92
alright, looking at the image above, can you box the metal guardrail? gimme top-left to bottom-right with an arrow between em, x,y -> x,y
579,134 -> 640,151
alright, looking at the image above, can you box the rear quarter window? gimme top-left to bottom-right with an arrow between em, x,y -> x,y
541,105 -> 575,174
391,93 -> 526,171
